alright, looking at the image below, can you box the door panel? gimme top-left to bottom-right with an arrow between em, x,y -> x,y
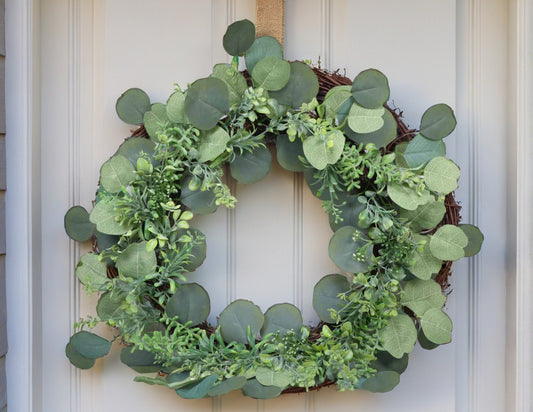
38,1 -> 476,411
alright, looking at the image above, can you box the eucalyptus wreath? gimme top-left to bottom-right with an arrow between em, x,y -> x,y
63,19 -> 483,399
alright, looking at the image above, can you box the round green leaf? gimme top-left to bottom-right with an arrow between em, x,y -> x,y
167,372 -> 195,389
242,379 -> 282,399
276,134 -> 306,172
143,103 -> 169,140
96,291 -> 124,321
323,85 -> 352,123
302,130 -> 345,170
89,198 -> 131,235
379,313 -> 417,359
69,331 -> 111,359
424,157 -> 460,194
270,62 -> 319,108
180,175 -> 218,215
328,192 -> 365,232
251,56 -> 290,91
357,371 -> 400,393
304,169 -> 329,200
207,376 -> 247,397
99,155 -> 136,193
223,19 -> 255,56
312,274 -> 351,323
351,69 -> 390,109
116,241 -> 157,279
218,299 -> 264,344
420,308 -> 452,344
166,283 -> 210,325
95,231 -> 120,252
117,137 -> 156,167
185,78 -> 230,130
64,206 -> 96,242
418,328 -> 440,350
176,374 -> 218,399
345,109 -> 397,148
328,226 -> 372,273
346,103 -> 385,134
400,198 -> 446,232
120,347 -> 159,373
166,91 -> 189,124
197,126 -> 230,163
230,146 -> 272,184
430,224 -> 468,261
403,134 -> 446,168
76,253 -> 108,290
245,36 -> 283,74
371,351 -> 409,374
387,183 -> 430,211
459,224 -> 484,257
261,303 -> 303,337
407,236 -> 443,280
115,88 -> 151,125
181,228 -> 207,272
401,279 -> 446,316
255,367 -> 292,388
419,103 -> 457,140
65,343 -> 95,370
211,63 -> 247,105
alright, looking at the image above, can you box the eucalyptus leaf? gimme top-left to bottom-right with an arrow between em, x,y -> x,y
345,109 -> 397,148
69,331 -> 111,359
219,299 -> 264,344
176,374 -> 218,399
180,176 -> 218,215
211,63 -> 247,105
90,198 -> 132,236
419,103 -> 457,140
143,103 -> 169,140
430,224 -> 468,261
420,308 -> 453,344
99,155 -> 136,193
270,62 -> 319,108
304,169 -> 329,200
351,69 -> 390,109
245,36 -> 283,74
181,228 -> 207,272
116,242 -> 156,279
312,274 -> 351,323
255,367 -> 291,388
96,291 -> 124,321
424,157 -> 460,194
223,19 -> 255,56
64,206 -> 96,242
387,184 -> 430,211
379,313 -> 417,359
346,103 -> 385,134
302,130 -> 345,170
197,126 -> 230,163
185,78 -> 230,130
407,235 -> 443,280
76,253 -> 108,290
65,343 -> 95,369
242,379 -> 282,399
166,91 -> 189,124
400,198 -> 446,232
418,329 -> 440,350
166,283 -> 210,325
401,279 -> 446,316
230,145 -> 272,184
251,56 -> 291,91
207,376 -> 247,397
328,226 -> 372,273
115,88 -> 151,125
117,137 -> 156,167
459,224 -> 484,257
276,134 -> 306,172
328,192 -> 366,231
371,351 -> 409,374
96,231 -> 120,252
323,85 -> 352,123
357,371 -> 400,393
403,134 -> 446,168
120,347 -> 159,373
261,303 -> 303,337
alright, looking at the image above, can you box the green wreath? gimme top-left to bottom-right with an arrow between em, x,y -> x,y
64,19 -> 483,399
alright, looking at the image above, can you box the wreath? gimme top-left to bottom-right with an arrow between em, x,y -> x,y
63,19 -> 483,399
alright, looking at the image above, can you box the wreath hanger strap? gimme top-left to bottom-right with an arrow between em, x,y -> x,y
255,0 -> 285,46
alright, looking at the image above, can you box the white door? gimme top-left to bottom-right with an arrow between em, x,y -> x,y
6,0 -> 517,411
